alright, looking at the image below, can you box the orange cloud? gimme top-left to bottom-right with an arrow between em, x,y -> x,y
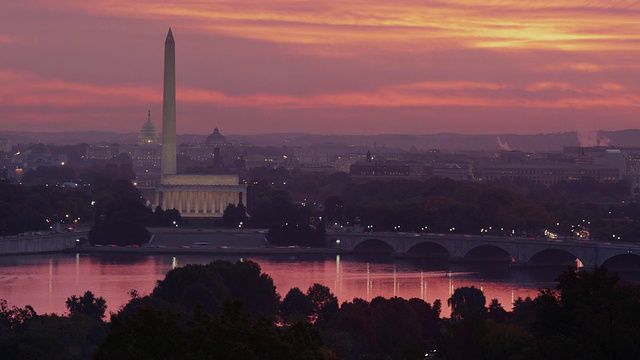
175,80 -> 639,110
26,0 -> 640,53
539,62 -> 603,73
3,69 -> 637,114
0,71 -> 159,107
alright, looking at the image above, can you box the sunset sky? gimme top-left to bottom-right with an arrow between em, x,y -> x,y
2,0 -> 640,135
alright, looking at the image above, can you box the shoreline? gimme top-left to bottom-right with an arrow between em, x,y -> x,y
69,245 -> 343,256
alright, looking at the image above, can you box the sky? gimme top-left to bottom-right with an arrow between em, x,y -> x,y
1,0 -> 640,135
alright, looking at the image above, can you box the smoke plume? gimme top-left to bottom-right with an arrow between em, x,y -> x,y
577,131 -> 611,147
496,136 -> 511,151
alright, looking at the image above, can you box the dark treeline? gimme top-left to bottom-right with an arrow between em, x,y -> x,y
245,167 -> 639,243
5,163 -> 639,244
0,162 -> 180,243
1,261 -> 639,359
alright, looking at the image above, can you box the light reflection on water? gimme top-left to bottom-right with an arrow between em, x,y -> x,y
0,252 -> 637,316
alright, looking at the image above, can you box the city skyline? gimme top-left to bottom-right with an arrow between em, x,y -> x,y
2,1 -> 640,135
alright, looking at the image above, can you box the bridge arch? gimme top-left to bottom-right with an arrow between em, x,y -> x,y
528,249 -> 582,267
463,244 -> 512,262
352,239 -> 395,254
405,242 -> 452,259
601,253 -> 640,270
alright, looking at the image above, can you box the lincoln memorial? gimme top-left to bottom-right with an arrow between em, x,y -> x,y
155,174 -> 246,218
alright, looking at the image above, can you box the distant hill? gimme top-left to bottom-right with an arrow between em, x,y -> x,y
228,130 -> 640,152
3,129 -> 640,152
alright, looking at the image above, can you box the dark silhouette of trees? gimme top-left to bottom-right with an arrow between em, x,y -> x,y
95,300 -> 330,360
222,203 -> 248,227
529,266 -> 640,358
0,181 -> 48,236
326,296 -> 441,359
323,195 -> 344,224
4,260 -> 640,359
306,283 -> 339,324
448,286 -> 487,319
21,165 -> 76,186
242,168 -> 640,242
0,295 -> 108,360
65,291 -> 107,321
149,206 -> 182,227
487,298 -> 509,323
280,284 -> 339,324
280,287 -> 311,324
151,260 -> 280,319
89,179 -> 150,246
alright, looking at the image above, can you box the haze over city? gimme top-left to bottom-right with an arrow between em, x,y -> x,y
2,1 -> 640,135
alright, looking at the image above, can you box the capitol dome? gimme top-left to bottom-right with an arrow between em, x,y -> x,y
138,110 -> 160,145
205,127 -> 227,148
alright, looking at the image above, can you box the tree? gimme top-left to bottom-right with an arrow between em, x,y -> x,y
306,283 -> 338,323
222,203 -> 248,227
448,286 -> 487,319
89,179 -> 151,246
96,300 -> 332,360
0,299 -> 36,331
151,263 -> 230,314
280,287 -> 311,324
323,195 -> 344,224
65,291 -> 107,321
151,260 -> 280,319
487,299 -> 509,323
530,266 -> 640,358
370,297 -> 426,357
330,298 -> 376,357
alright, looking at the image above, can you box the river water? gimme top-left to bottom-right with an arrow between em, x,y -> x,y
0,252 -> 622,316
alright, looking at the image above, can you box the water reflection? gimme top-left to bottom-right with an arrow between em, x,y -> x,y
0,252 -> 638,316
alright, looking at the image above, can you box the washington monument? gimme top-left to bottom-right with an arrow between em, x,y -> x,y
154,28 -> 247,218
161,28 -> 177,176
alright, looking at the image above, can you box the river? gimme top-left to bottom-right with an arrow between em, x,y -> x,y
0,252 -> 629,316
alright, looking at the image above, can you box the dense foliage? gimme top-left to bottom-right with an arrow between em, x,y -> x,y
2,260 -> 639,359
244,167 -> 640,242
5,163 -> 640,244
0,162 -> 182,244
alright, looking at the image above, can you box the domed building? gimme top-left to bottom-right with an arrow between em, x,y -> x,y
205,127 -> 227,148
138,110 -> 160,145
121,110 -> 162,188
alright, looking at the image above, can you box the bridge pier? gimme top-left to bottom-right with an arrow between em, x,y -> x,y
510,260 -> 528,268
578,258 -> 597,271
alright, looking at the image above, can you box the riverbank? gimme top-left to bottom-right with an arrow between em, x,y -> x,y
70,227 -> 340,255
70,245 -> 342,256
0,231 -> 87,255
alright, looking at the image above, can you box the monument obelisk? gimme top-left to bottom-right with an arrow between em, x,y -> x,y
161,28 -> 177,176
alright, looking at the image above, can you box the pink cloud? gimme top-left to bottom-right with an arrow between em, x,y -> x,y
1,1 -> 640,135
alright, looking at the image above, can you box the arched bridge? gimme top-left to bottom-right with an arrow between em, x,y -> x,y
327,232 -> 640,268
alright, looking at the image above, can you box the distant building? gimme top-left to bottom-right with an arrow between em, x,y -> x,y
0,138 -> 9,153
205,127 -> 227,148
155,174 -> 246,218
121,111 -> 163,188
85,143 -> 119,161
13,144 -> 67,169
432,163 -> 471,181
350,160 -> 411,178
138,110 -> 160,145
475,164 -> 619,185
